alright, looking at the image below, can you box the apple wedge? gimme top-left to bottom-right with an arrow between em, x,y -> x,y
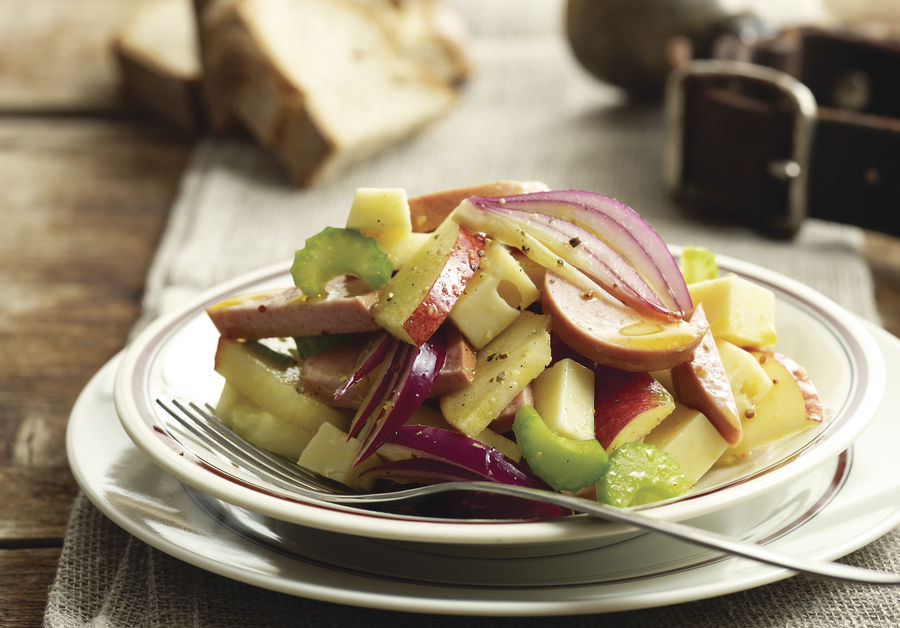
670,305 -> 742,445
593,364 -> 676,452
716,338 -> 774,419
215,383 -> 317,460
439,311 -> 552,437
374,219 -> 486,345
718,349 -> 824,464
213,337 -> 350,433
542,273 -> 707,372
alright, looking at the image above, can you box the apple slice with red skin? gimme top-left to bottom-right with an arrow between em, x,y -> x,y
593,364 -> 676,452
719,349 -> 824,463
670,305 -> 743,446
542,273 -> 707,372
374,221 -> 486,345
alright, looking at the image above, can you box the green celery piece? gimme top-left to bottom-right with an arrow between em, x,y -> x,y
513,405 -> 608,493
291,227 -> 393,296
597,441 -> 688,508
680,246 -> 718,284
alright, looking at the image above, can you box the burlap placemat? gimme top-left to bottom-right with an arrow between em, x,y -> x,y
46,1 -> 897,625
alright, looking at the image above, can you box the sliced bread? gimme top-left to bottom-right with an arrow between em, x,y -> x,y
196,0 -> 465,185
114,0 -> 203,131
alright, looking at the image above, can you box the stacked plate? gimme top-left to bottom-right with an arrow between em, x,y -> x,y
68,254 -> 900,615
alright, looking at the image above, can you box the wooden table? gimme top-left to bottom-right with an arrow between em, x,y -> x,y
1,3 -> 899,625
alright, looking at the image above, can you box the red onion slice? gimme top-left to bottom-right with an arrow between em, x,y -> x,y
385,425 -> 550,489
346,338 -> 404,438
464,191 -> 693,317
364,457 -> 486,483
475,204 -> 676,320
354,335 -> 447,463
333,331 -> 391,401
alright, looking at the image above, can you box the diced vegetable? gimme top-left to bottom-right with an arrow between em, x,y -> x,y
291,227 -> 393,296
213,338 -> 350,434
597,441 -> 688,507
374,219 -> 486,346
679,246 -> 718,284
513,405 -> 608,493
440,311 -> 552,437
216,383 -> 316,459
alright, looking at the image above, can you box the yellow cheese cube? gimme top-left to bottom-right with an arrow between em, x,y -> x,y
449,240 -> 540,348
644,404 -> 729,487
374,230 -> 429,269
346,188 -> 428,269
297,422 -> 380,490
346,187 -> 411,233
532,358 -> 595,441
688,274 -> 777,348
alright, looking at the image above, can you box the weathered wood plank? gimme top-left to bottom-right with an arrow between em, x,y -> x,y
0,547 -> 63,627
0,117 -> 192,539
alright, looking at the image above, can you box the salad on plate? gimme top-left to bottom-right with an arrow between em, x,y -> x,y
203,182 -> 824,518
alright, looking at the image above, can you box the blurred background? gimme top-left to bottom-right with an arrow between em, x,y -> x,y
2,0 -> 900,624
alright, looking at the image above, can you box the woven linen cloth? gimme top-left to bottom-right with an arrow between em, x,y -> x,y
46,1 -> 898,625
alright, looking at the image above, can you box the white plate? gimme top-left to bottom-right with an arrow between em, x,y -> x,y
113,254 -> 886,548
70,323 -> 900,615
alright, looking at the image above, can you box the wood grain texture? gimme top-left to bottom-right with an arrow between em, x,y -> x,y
0,117 -> 192,542
0,548 -> 63,627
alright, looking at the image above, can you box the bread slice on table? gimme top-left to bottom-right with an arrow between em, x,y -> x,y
114,0 -> 203,131
195,0 -> 465,186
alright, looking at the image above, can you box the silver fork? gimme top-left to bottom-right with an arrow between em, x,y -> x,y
157,398 -> 900,586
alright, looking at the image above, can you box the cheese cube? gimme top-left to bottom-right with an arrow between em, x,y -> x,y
449,240 -> 540,348
532,358 -> 595,441
346,187 -> 427,268
346,187 -> 411,233
644,404 -> 729,487
688,274 -> 777,348
297,422 -> 380,490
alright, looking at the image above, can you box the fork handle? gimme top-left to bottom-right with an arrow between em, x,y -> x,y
399,482 -> 900,586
